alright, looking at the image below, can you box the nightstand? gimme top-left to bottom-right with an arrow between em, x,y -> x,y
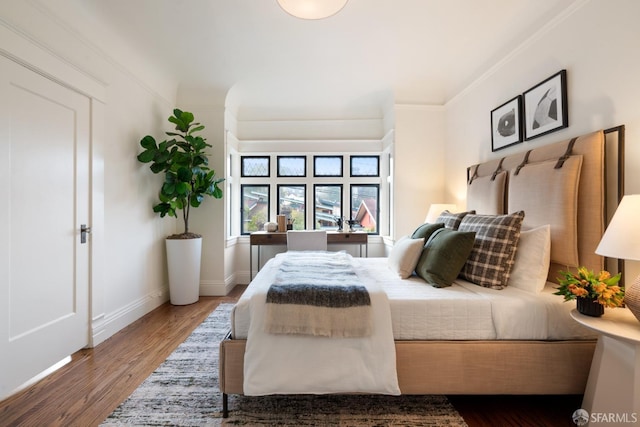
570,308 -> 640,421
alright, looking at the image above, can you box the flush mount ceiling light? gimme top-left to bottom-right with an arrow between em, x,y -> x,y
276,0 -> 348,20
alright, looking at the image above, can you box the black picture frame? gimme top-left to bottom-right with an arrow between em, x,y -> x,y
523,69 -> 568,141
491,95 -> 522,152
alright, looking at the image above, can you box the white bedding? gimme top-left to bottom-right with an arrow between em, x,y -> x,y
242,253 -> 401,396
232,257 -> 596,341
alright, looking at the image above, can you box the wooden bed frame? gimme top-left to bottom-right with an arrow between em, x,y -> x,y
219,126 -> 624,418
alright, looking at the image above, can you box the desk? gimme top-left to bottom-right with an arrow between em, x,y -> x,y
249,231 -> 368,280
570,308 -> 640,424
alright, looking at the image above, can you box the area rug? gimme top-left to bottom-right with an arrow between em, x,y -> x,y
101,303 -> 468,426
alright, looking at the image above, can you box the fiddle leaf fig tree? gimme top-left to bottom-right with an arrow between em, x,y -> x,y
137,109 -> 224,238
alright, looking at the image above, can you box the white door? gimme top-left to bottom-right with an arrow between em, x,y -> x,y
0,55 -> 90,399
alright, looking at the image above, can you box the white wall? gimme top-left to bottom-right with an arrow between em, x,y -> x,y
393,105 -> 446,238
175,101 -> 230,295
444,0 -> 640,280
0,1 -> 180,345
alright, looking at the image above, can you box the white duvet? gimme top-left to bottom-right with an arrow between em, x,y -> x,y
243,253 -> 401,396
233,257 -> 596,341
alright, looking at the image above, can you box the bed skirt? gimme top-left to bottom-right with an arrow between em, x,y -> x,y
219,334 -> 596,416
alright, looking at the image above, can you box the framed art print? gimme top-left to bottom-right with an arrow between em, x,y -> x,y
491,95 -> 522,152
523,70 -> 568,141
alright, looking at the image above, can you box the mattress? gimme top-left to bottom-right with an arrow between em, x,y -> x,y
231,256 -> 595,341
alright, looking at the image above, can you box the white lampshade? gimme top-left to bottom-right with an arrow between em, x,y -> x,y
595,195 -> 640,261
277,0 -> 348,20
424,204 -> 457,224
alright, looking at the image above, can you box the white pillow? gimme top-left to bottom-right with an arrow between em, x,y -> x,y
507,225 -> 551,293
388,236 -> 425,279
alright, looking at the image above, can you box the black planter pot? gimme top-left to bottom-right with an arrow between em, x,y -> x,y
577,297 -> 604,317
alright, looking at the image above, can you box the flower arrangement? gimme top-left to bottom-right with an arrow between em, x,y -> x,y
554,267 -> 624,308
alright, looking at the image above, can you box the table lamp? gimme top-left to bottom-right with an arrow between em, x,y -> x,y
424,204 -> 457,224
595,194 -> 640,322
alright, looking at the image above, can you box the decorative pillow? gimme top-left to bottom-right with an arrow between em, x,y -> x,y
410,222 -> 444,240
458,211 -> 525,290
415,228 -> 476,288
435,210 -> 476,230
507,225 -> 551,293
388,236 -> 425,279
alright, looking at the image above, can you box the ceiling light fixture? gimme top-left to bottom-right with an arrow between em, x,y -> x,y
276,0 -> 348,20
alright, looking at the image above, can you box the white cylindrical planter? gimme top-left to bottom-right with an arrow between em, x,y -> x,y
166,237 -> 202,305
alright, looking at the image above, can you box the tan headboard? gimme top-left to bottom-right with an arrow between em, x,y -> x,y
467,127 -> 624,283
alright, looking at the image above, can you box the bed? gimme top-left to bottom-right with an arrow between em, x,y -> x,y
219,126 -> 625,417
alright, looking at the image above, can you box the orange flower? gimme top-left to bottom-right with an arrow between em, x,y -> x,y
570,286 -> 589,297
555,267 -> 624,308
592,283 -> 607,294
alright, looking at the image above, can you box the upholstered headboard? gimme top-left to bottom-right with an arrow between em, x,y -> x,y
466,126 -> 624,283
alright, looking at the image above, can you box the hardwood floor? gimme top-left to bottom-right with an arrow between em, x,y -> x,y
0,287 -> 244,427
0,285 -> 583,426
449,394 -> 583,427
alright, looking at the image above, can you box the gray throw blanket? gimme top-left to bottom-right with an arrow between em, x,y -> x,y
264,252 -> 372,337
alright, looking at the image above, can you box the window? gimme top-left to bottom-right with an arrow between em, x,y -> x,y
314,155 -> 343,177
351,184 -> 379,234
351,155 -> 379,177
277,156 -> 306,177
278,184 -> 306,230
241,184 -> 269,234
232,153 -> 387,236
314,184 -> 342,230
241,156 -> 270,177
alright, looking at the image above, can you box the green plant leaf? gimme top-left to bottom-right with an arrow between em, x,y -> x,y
180,111 -> 194,126
150,162 -> 165,174
155,150 -> 171,164
177,167 -> 192,182
162,181 -> 176,195
140,135 -> 157,150
176,181 -> 190,195
188,125 -> 205,135
137,149 -> 155,163
153,202 -> 172,217
169,113 -> 187,132
192,155 -> 207,167
191,193 -> 203,207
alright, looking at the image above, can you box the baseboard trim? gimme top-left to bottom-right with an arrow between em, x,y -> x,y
200,279 -> 234,296
97,288 -> 169,346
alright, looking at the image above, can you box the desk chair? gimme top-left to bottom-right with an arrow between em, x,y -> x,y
286,230 -> 327,251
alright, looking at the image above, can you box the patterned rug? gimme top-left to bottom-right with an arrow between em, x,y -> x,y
101,303 -> 467,426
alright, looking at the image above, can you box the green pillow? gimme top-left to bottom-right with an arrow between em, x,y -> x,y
410,222 -> 444,240
415,228 -> 476,288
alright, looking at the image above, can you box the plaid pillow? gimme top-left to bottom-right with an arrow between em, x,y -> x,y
458,211 -> 525,290
435,210 -> 475,230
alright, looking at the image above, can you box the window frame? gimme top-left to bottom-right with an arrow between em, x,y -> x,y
313,155 -> 343,177
313,184 -> 343,231
277,183 -> 307,230
350,155 -> 380,177
241,155 -> 270,178
277,155 -> 307,177
350,183 -> 380,235
240,183 -> 270,235
229,150 -> 390,238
